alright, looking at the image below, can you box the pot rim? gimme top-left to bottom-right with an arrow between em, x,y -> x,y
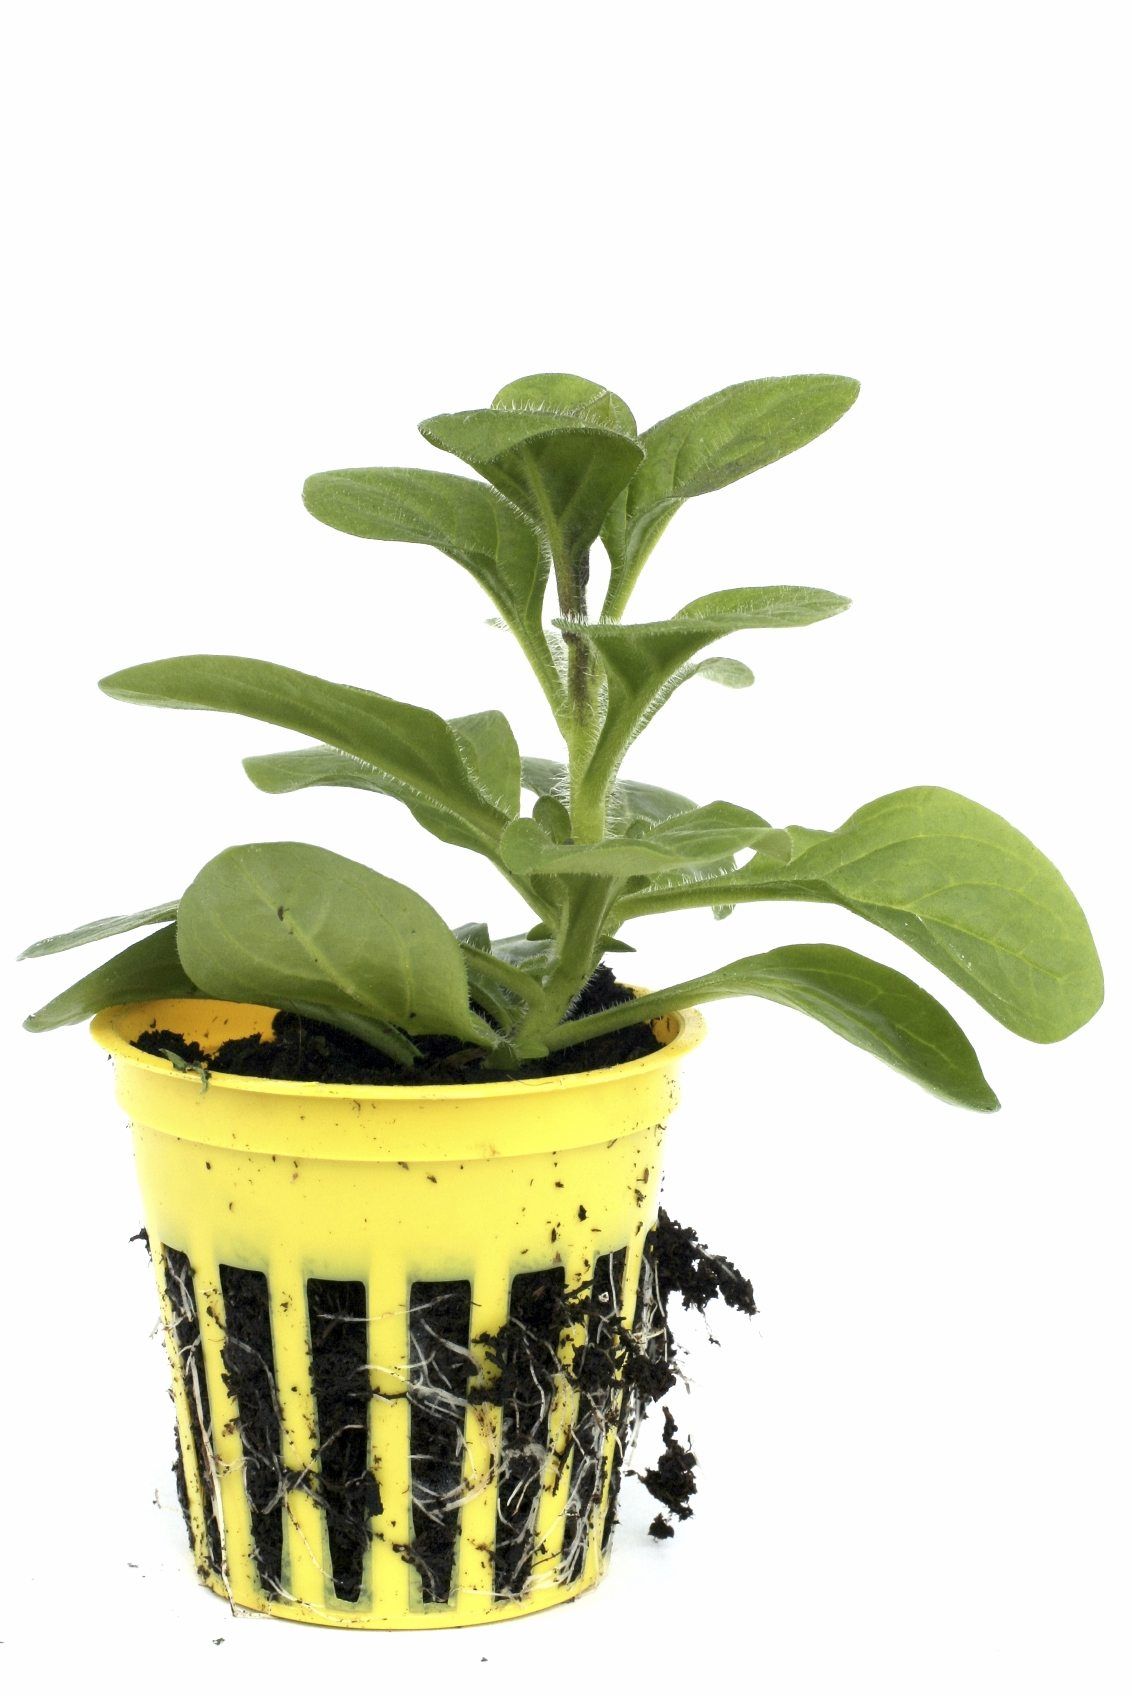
91,995 -> 707,1104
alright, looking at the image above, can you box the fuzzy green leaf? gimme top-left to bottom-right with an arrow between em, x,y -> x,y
492,373 -> 637,435
245,727 -> 522,825
23,924 -> 197,1031
101,656 -> 509,858
419,408 -> 644,578
500,803 -> 784,879
616,787 -> 1104,1043
19,901 -> 180,960
177,842 -> 495,1047
301,467 -> 549,643
449,710 -> 521,816
561,587 -> 848,779
548,943 -> 999,1111
694,655 -> 755,688
603,375 -> 860,615
492,376 -> 638,569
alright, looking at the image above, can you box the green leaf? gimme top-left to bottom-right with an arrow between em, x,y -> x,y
500,802 -> 785,879
520,755 -> 570,802
492,376 -> 638,571
546,943 -> 999,1112
522,757 -> 696,829
177,842 -> 495,1047
603,375 -> 860,615
244,719 -> 521,823
492,373 -> 637,435
532,794 -> 571,842
101,655 -> 510,858
519,759 -> 741,907
23,924 -> 198,1032
449,710 -> 521,815
301,466 -> 550,646
419,407 -> 644,586
19,901 -> 180,959
605,774 -> 699,829
617,787 -> 1105,1043
560,586 -> 849,781
695,656 -> 755,688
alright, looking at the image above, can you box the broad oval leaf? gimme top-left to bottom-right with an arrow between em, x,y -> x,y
546,942 -> 999,1112
616,787 -> 1104,1044
301,467 -> 550,644
101,655 -> 509,858
420,408 -> 644,580
23,924 -> 197,1031
603,374 -> 860,615
20,900 -> 180,960
177,842 -> 495,1047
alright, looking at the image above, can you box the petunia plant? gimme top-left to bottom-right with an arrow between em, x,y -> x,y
21,373 -> 1103,1107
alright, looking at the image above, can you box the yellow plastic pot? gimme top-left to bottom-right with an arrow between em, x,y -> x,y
92,997 -> 705,1630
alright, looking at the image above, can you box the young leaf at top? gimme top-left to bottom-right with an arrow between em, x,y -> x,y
177,842 -> 496,1049
23,925 -> 197,1031
19,900 -> 180,959
100,656 -> 512,859
546,942 -> 1000,1112
602,375 -> 861,616
492,373 -> 637,435
615,787 -> 1104,1044
419,407 -> 644,598
492,375 -> 639,574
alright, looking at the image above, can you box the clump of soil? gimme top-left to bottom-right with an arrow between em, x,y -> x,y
467,1212 -> 757,1555
132,965 -> 660,1086
641,1407 -> 697,1528
652,1211 -> 758,1319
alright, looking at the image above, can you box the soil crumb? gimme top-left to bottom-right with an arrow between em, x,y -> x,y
640,1407 -> 698,1532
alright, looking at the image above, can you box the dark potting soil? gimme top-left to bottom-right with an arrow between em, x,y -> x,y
132,965 -> 661,1087
641,1407 -> 698,1525
466,1213 -> 757,1551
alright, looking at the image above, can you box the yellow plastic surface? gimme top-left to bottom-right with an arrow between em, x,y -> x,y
93,997 -> 705,1629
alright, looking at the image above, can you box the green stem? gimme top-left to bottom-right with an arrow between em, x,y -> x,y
513,876 -> 613,1050
543,981 -> 689,1053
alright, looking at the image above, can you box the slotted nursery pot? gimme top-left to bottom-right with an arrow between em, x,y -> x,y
94,995 -> 704,1629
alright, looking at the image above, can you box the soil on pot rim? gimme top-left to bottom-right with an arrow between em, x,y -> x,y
132,965 -> 661,1086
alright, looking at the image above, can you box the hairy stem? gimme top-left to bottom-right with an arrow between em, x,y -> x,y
513,876 -> 614,1050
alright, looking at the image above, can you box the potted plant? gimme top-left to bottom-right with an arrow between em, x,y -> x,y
21,371 -> 1102,1629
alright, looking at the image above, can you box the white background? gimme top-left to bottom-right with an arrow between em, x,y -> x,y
2,3 -> 1128,1690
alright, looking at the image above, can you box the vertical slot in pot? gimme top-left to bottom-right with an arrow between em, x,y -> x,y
602,1226 -> 664,1552
161,1244 -> 222,1573
218,1264 -> 284,1594
560,1248 -> 627,1581
492,1266 -> 568,1601
407,1279 -> 473,1604
307,1277 -> 377,1604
